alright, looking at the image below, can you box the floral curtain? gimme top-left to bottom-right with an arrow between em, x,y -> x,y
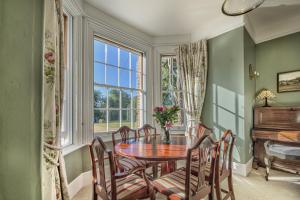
42,0 -> 70,200
176,40 -> 208,133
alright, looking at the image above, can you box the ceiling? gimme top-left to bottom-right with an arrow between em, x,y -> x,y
246,2 -> 300,43
85,0 -> 241,37
85,0 -> 300,40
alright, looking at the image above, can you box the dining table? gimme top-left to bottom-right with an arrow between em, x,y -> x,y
114,134 -> 199,175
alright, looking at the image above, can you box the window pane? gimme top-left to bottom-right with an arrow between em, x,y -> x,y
108,89 -> 120,108
94,63 -> 105,84
107,44 -> 118,66
131,71 -> 141,89
172,61 -> 178,89
121,110 -> 131,126
161,58 -> 169,91
132,110 -> 141,128
162,92 -> 174,106
108,110 -> 120,131
120,69 -> 130,88
131,53 -> 139,71
94,87 -> 107,108
94,110 -> 107,132
106,66 -> 118,86
120,49 -> 129,69
132,90 -> 139,110
94,40 -> 105,63
121,90 -> 131,109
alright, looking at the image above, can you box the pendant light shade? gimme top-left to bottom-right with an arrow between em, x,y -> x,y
222,0 -> 265,16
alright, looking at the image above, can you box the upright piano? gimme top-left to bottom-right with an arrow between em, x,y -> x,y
252,106 -> 300,173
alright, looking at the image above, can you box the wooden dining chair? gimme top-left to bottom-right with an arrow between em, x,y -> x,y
112,126 -> 148,173
190,123 -> 213,161
137,124 -> 157,138
89,136 -> 155,200
137,124 -> 162,178
152,135 -> 217,200
215,130 -> 236,200
190,129 -> 236,200
188,123 -> 212,138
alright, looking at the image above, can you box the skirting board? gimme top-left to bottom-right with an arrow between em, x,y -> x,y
69,158 -> 254,198
232,157 -> 253,177
68,170 -> 92,199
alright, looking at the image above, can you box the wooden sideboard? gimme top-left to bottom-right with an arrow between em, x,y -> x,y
252,106 -> 300,173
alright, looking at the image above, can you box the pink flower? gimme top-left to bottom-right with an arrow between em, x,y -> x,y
164,121 -> 173,129
44,52 -> 55,64
162,106 -> 167,112
154,107 -> 160,112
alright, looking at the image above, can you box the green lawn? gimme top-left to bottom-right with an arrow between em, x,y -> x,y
94,121 -> 137,132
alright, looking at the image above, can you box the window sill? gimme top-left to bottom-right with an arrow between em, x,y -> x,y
62,144 -> 87,156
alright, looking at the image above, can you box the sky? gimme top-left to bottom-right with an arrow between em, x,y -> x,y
94,39 -> 140,88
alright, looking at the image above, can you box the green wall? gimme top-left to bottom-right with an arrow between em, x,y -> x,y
256,32 -> 300,105
0,0 -> 43,200
243,29 -> 256,163
64,141 -> 114,183
64,146 -> 91,183
202,27 -> 255,164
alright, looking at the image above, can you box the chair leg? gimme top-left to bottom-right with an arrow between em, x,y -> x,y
93,184 -> 97,200
228,174 -> 235,200
209,185 -> 214,200
215,180 -> 222,200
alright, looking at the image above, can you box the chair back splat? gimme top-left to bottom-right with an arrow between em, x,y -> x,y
137,124 -> 157,138
186,135 -> 217,199
89,137 -> 111,200
218,130 -> 236,177
112,126 -> 137,145
215,130 -> 236,200
189,123 -> 213,138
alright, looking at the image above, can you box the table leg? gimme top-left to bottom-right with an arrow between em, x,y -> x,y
161,161 -> 177,176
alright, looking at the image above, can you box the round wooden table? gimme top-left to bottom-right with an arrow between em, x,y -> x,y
114,135 -> 198,175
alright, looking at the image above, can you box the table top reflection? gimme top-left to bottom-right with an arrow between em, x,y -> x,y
114,135 -> 198,161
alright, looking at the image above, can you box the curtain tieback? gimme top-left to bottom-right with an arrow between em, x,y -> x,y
43,142 -> 62,167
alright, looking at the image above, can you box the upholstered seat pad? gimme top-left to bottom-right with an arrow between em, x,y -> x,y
153,168 -> 207,200
106,174 -> 148,200
118,157 -> 148,171
266,144 -> 300,160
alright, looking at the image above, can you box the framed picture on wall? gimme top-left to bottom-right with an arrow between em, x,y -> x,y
277,70 -> 300,93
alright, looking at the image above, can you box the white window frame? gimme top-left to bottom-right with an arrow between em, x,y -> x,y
160,55 -> 185,131
93,37 -> 146,134
84,18 -> 153,142
61,10 -> 73,147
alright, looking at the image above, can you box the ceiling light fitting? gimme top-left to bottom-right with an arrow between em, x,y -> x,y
222,0 -> 265,16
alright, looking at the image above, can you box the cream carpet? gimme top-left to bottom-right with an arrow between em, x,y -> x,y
72,168 -> 300,200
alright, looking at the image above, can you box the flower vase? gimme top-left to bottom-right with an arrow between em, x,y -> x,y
162,128 -> 170,144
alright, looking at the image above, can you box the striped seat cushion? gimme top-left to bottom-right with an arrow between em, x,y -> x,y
106,174 -> 148,200
118,157 -> 148,171
191,161 -> 229,182
152,168 -> 206,200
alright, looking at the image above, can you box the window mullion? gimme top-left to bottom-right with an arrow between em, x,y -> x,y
118,48 -> 121,127
105,45 -> 109,132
